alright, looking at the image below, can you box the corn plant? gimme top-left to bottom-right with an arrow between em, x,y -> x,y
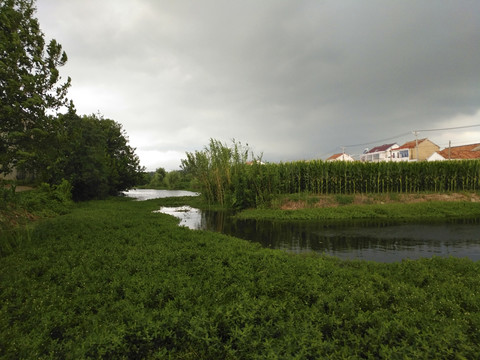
183,140 -> 480,208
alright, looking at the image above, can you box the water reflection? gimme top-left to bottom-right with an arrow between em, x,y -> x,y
154,206 -> 203,229
123,189 -> 199,201
156,207 -> 480,262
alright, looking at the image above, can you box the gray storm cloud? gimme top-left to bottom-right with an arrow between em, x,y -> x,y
36,0 -> 480,170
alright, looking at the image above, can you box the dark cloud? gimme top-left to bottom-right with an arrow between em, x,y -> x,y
36,0 -> 480,169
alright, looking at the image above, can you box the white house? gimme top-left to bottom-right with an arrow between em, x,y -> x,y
360,143 -> 398,162
327,153 -> 355,162
391,138 -> 439,162
427,152 -> 446,161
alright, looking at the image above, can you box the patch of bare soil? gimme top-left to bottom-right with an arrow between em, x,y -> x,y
398,193 -> 480,203
280,200 -> 308,210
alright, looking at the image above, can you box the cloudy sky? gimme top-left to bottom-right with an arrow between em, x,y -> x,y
35,0 -> 480,170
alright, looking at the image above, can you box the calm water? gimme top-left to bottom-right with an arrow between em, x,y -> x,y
123,189 -> 199,201
157,206 -> 480,262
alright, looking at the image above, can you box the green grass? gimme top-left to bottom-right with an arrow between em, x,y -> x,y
334,194 -> 355,206
1,197 -> 480,358
236,201 -> 480,221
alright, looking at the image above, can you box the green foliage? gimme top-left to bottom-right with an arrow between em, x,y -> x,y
47,109 -> 143,201
0,0 -> 71,177
183,141 -> 480,209
335,194 -> 354,206
236,201 -> 480,221
164,170 -> 185,190
0,181 -> 17,209
252,160 -> 480,196
182,138 -> 258,208
1,1 -> 143,200
148,167 -> 167,188
136,171 -> 153,186
0,180 -> 72,256
16,179 -> 72,215
1,198 -> 480,358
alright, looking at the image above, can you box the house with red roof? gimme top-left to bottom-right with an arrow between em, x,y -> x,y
427,143 -> 480,161
360,143 -> 398,162
391,138 -> 439,162
326,153 -> 354,162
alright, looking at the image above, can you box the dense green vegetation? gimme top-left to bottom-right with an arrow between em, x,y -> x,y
182,138 -> 256,208
1,197 -> 480,358
182,139 -> 480,209
1,0 -> 143,200
261,160 -> 480,194
0,180 -> 73,256
2,4 -> 480,357
50,110 -> 142,200
0,0 -> 70,177
236,201 -> 480,221
233,192 -> 480,221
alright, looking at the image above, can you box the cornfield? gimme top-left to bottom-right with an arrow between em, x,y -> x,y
250,160 -> 480,197
182,140 -> 480,208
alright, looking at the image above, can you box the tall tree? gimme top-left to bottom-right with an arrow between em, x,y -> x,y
0,0 -> 70,177
52,109 -> 143,201
97,114 -> 143,195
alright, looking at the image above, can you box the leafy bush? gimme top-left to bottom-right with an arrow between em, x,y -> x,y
1,180 -> 73,256
18,180 -> 73,216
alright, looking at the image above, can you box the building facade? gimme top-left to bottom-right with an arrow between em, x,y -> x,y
360,143 -> 398,162
391,138 -> 439,162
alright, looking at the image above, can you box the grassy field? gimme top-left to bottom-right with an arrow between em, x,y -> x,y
1,196 -> 480,358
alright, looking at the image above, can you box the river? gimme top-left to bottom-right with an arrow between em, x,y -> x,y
124,190 -> 480,262
123,188 -> 200,201
156,206 -> 480,263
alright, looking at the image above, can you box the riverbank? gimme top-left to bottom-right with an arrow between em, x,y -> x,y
277,192 -> 480,209
1,197 -> 479,358
235,192 -> 480,221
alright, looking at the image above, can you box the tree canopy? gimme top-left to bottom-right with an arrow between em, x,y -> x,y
1,0 -> 143,200
0,0 -> 71,176
50,109 -> 143,201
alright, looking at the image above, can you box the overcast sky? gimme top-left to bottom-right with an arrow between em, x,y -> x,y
35,0 -> 480,170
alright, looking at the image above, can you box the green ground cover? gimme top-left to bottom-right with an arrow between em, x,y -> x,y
236,201 -> 480,221
1,197 -> 480,358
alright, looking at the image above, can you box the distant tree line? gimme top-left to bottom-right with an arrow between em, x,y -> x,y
139,167 -> 192,191
1,0 -> 143,200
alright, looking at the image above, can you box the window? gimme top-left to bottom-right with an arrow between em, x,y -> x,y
399,150 -> 409,158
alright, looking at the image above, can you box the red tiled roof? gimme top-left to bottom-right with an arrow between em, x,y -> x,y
438,143 -> 480,160
327,153 -> 343,160
367,143 -> 397,153
396,138 -> 428,150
